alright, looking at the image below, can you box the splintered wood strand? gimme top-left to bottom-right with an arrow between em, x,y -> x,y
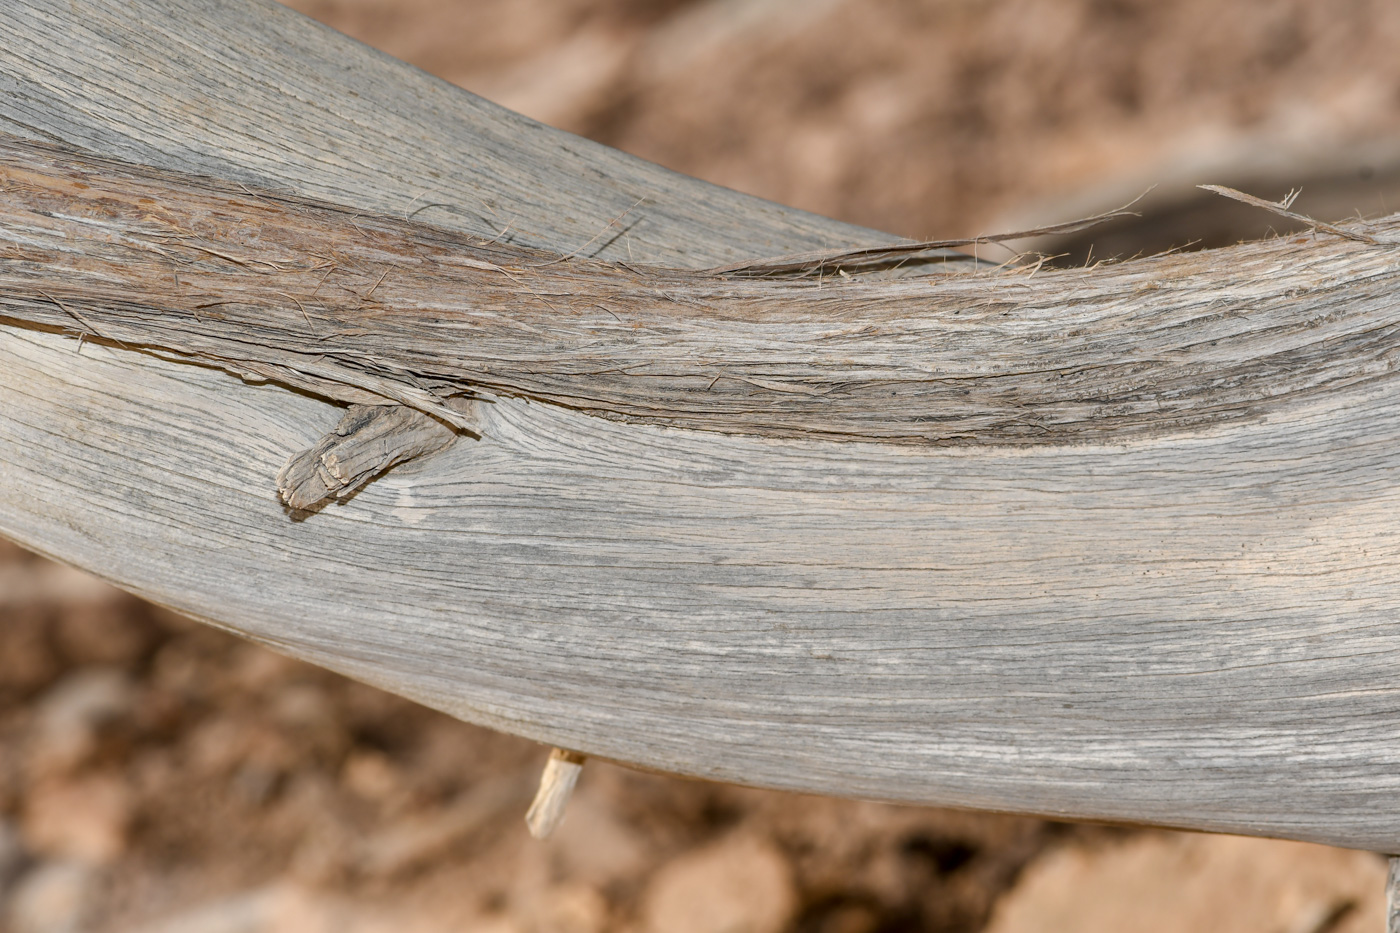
525,749 -> 585,840
1390,858 -> 1400,933
3,136 -> 1399,447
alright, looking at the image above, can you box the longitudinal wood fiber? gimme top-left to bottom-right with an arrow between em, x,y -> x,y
3,137 -> 1399,446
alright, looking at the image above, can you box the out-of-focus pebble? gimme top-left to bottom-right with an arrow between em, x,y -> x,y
22,775 -> 131,864
983,832 -> 1386,933
524,883 -> 609,933
640,834 -> 796,933
5,861 -> 99,933
0,818 -> 26,894
138,883 -> 458,933
30,667 -> 136,775
552,784 -> 649,887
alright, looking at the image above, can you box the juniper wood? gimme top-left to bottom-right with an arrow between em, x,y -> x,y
4,137 -> 1400,451
7,0 -> 1400,855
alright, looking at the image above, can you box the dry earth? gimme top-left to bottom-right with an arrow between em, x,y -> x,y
5,1 -> 1400,931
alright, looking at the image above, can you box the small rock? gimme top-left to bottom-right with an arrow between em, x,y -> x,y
271,684 -> 333,731
270,684 -> 349,760
341,750 -> 403,804
525,883 -> 609,933
185,716 -> 259,778
139,885 -> 284,933
982,832 -> 1386,933
140,883 -> 441,933
30,667 -> 136,775
5,861 -> 99,933
640,834 -> 797,933
353,775 -> 530,878
0,818 -> 27,895
231,763 -> 282,807
22,775 -> 131,864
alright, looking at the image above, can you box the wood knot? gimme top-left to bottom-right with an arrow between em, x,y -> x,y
276,401 -> 478,511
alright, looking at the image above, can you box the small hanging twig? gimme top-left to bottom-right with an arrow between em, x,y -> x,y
1387,857 -> 1400,933
525,748 -> 586,839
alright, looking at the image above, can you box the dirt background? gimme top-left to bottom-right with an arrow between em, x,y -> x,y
5,1 -> 1400,931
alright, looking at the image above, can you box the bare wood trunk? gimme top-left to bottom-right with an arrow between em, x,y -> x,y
6,0 -> 1400,853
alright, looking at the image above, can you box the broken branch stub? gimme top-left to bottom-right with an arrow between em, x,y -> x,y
525,750 -> 586,840
276,404 -> 462,511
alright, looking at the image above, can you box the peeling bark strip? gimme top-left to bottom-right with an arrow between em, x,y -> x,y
2,135 -> 1400,446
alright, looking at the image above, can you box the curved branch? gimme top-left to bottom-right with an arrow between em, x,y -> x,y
5,0 -> 1400,853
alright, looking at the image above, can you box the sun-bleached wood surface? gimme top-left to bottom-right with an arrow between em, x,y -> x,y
5,0 -> 1400,852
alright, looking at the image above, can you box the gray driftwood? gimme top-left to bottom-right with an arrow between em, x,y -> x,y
4,138 -> 1398,449
5,0 -> 1400,853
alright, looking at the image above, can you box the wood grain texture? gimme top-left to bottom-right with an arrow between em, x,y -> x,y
4,138 -> 1399,447
4,0 -> 1400,852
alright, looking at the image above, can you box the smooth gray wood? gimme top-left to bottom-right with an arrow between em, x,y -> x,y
5,0 -> 1400,852
0,0 -> 896,265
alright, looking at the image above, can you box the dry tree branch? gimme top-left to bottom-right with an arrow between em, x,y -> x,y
8,0 -> 1400,857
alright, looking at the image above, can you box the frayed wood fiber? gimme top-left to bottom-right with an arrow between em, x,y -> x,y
5,136 -> 1399,449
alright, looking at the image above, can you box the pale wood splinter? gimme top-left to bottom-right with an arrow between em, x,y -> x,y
1388,857 -> 1400,933
525,749 -> 586,839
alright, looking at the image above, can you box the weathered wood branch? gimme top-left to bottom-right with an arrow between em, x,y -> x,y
4,137 -> 1400,448
6,0 -> 1400,854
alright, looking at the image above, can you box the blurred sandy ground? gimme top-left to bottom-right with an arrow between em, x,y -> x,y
291,0 -> 1400,250
4,1 -> 1400,931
